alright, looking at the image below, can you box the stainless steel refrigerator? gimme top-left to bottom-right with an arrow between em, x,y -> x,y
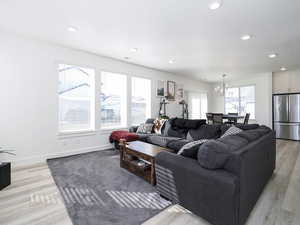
273,94 -> 300,140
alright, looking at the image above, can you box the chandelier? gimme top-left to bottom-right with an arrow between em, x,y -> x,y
214,74 -> 228,96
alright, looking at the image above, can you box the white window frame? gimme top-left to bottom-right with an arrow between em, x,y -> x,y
224,85 -> 256,119
57,63 -> 96,135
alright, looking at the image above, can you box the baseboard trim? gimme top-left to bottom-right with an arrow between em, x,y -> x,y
12,144 -> 113,167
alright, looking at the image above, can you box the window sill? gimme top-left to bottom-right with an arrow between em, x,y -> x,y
99,127 -> 128,134
58,130 -> 97,139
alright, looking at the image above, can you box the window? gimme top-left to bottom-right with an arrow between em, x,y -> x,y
131,77 -> 151,125
58,64 -> 95,132
188,92 -> 208,119
225,85 -> 255,119
100,72 -> 127,128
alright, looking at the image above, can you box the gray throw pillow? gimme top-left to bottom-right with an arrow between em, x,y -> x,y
198,140 -> 230,169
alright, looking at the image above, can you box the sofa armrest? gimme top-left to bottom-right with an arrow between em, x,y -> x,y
156,151 -> 239,225
129,125 -> 139,133
223,131 -> 276,225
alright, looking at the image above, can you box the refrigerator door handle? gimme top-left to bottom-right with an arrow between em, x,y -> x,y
287,95 -> 290,122
277,123 -> 300,126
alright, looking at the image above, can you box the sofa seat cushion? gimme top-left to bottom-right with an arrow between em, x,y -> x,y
145,135 -> 182,148
187,124 -> 221,141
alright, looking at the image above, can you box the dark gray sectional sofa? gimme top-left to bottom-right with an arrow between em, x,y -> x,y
135,118 -> 276,225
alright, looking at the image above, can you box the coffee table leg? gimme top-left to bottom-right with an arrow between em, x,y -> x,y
119,139 -> 126,167
151,158 -> 156,185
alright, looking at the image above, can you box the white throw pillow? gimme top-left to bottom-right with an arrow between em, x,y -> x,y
177,139 -> 208,155
153,118 -> 167,134
136,123 -> 153,134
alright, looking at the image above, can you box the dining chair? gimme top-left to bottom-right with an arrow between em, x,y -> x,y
243,113 -> 250,124
226,112 -> 238,124
212,113 -> 223,125
206,113 -> 213,124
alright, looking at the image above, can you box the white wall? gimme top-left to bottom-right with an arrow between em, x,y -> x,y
273,69 -> 300,94
0,31 -> 211,165
211,73 -> 273,127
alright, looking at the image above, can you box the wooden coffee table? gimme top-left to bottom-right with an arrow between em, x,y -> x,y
119,139 -> 173,185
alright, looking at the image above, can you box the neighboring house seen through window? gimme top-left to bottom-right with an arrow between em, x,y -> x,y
58,64 -> 95,132
100,72 -> 127,128
131,77 -> 151,125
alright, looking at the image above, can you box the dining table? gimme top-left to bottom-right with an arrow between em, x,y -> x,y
222,114 -> 245,123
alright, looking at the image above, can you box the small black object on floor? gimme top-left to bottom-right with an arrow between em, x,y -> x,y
0,162 -> 11,190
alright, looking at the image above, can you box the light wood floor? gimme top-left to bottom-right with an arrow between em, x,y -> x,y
1,139 -> 300,225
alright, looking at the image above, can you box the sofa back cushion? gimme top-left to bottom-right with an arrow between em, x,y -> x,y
187,124 -> 221,141
198,135 -> 248,169
170,118 -> 206,129
198,125 -> 272,170
220,124 -> 260,136
236,125 -> 270,142
162,120 -> 186,138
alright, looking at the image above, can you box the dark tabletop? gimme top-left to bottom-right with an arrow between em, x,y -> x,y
126,141 -> 172,157
222,114 -> 245,119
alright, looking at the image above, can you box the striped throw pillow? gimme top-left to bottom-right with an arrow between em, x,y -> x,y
220,125 -> 242,138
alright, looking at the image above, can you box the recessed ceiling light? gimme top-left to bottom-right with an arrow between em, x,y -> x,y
280,67 -> 287,71
67,26 -> 78,32
240,34 -> 252,40
169,60 -> 175,64
209,0 -> 222,10
268,53 -> 278,58
130,48 -> 138,52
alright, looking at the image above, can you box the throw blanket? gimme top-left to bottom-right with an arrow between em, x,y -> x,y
109,131 -> 139,143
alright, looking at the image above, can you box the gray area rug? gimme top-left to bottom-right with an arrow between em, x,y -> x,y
47,149 -> 171,225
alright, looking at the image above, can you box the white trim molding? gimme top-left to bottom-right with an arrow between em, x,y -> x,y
12,144 -> 113,167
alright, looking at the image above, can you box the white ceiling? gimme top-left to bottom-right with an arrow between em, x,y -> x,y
0,0 -> 299,82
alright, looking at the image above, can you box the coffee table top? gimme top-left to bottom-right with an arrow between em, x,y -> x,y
126,141 -> 172,157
